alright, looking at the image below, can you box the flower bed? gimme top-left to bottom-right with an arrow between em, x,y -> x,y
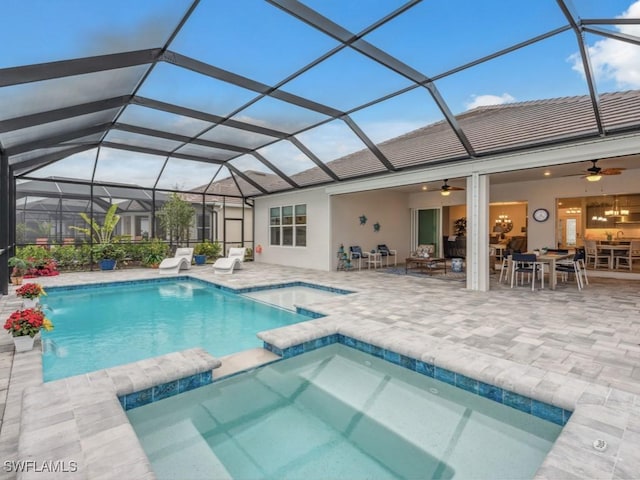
24,259 -> 59,278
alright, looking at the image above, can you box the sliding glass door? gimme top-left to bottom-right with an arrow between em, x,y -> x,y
412,208 -> 440,255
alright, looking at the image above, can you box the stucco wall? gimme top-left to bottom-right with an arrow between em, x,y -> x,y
254,188 -> 330,270
331,190 -> 411,269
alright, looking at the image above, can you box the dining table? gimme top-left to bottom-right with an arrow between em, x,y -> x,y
535,252 -> 573,289
507,251 -> 572,290
596,244 -> 629,269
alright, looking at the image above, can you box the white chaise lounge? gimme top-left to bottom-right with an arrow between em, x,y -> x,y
159,247 -> 194,275
213,247 -> 246,275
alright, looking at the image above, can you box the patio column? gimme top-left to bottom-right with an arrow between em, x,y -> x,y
466,173 -> 490,291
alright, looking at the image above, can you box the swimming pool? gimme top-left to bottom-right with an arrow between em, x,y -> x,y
127,344 -> 562,480
42,279 -> 315,381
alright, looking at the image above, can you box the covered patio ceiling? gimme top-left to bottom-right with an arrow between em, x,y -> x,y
2,1 -> 640,198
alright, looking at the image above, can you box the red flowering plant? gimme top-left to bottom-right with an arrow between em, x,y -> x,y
3,308 -> 54,337
24,258 -> 59,278
15,283 -> 46,300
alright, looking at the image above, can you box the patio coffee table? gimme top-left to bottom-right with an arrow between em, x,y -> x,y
405,257 -> 447,275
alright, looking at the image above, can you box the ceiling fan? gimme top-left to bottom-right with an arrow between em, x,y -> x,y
440,179 -> 465,196
583,159 -> 625,182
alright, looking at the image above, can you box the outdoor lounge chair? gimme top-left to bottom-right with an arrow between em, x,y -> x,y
213,247 -> 246,275
158,247 -> 194,275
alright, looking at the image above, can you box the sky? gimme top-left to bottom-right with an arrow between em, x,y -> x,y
2,0 -> 639,186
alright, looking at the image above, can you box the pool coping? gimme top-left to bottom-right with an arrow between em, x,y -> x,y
16,348 -> 220,480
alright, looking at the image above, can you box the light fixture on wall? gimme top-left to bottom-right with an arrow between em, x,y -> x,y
495,213 -> 512,225
494,214 -> 513,234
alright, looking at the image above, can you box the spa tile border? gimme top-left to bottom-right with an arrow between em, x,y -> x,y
264,333 -> 572,426
119,371 -> 213,410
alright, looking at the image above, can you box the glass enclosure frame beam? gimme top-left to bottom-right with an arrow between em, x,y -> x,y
251,152 -> 299,188
0,96 -> 131,133
164,52 -> 344,118
133,96 -> 289,139
0,49 -> 161,88
342,115 -> 396,172
288,137 -> 340,181
12,144 -> 97,175
101,141 -> 225,165
7,123 -> 111,156
269,0 -> 476,158
113,123 -> 250,154
222,164 -> 269,195
556,0 -> 603,135
582,26 -> 640,47
0,148 -> 9,295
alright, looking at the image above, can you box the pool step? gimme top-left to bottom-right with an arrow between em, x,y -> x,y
135,418 -> 232,480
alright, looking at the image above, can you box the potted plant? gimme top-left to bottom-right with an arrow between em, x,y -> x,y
193,240 -> 221,265
3,307 -> 54,352
92,243 -> 125,271
454,217 -> 467,236
16,283 -> 46,308
8,257 -> 29,285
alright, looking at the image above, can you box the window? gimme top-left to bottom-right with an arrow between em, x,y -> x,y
196,213 -> 211,241
270,204 -> 306,247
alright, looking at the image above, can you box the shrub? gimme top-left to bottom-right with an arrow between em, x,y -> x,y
141,239 -> 169,266
50,245 -> 78,269
194,240 -> 221,259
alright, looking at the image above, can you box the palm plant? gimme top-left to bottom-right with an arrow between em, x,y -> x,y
69,204 -> 121,244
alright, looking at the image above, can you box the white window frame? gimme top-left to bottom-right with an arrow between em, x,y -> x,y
270,204 -> 306,247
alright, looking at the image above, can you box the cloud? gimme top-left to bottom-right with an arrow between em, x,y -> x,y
569,1 -> 640,88
464,93 -> 516,110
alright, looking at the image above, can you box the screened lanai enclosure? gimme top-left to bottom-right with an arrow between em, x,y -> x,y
2,1 -> 640,292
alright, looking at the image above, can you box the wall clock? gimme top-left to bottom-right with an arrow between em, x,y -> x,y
533,208 -> 549,222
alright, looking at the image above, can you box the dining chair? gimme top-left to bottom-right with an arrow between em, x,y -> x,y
556,252 -> 585,290
615,240 -> 640,271
584,239 -> 609,269
510,253 -> 543,291
575,247 -> 589,286
498,255 -> 510,284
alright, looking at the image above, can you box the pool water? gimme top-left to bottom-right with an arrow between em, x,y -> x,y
127,344 -> 562,480
42,280 -> 309,381
242,286 -> 343,311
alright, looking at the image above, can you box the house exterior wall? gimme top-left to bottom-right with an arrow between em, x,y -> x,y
331,190 -> 411,269
254,188 -> 330,270
253,135 -> 640,277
